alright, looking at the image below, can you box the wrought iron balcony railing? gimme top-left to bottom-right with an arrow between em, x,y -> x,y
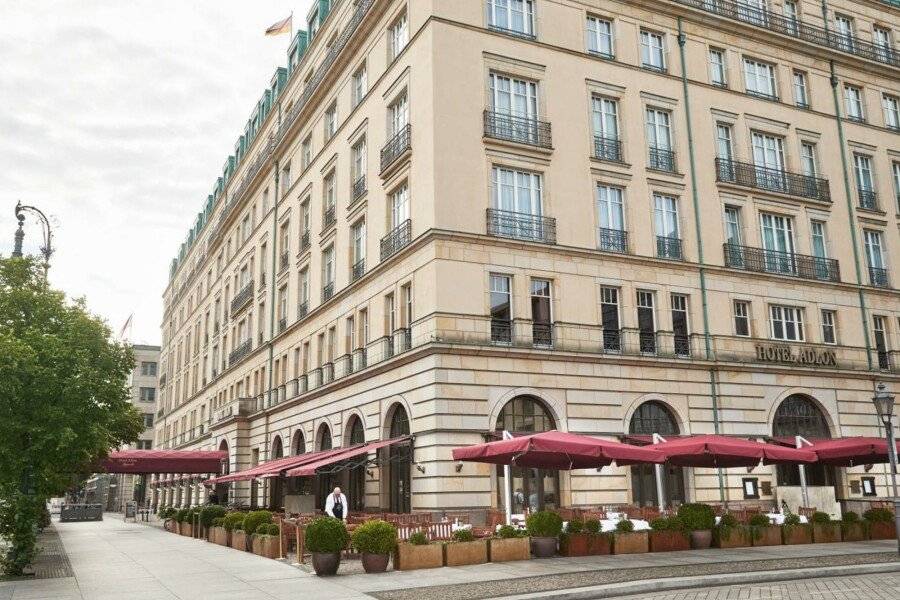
858,189 -> 879,210
648,146 -> 676,172
230,281 -> 253,315
869,266 -> 890,288
380,219 -> 412,261
484,111 -> 552,149
532,323 -> 554,347
279,252 -> 289,273
671,0 -> 900,68
278,317 -> 287,333
322,282 -> 335,303
228,339 -> 253,366
715,158 -> 830,202
323,205 -> 336,229
380,124 -> 411,173
724,243 -> 840,282
594,136 -> 623,162
745,89 -> 779,102
656,236 -> 683,260
300,230 -> 311,252
351,175 -> 367,203
487,23 -> 536,41
298,301 -> 309,319
486,209 -> 556,244
598,228 -> 628,254
491,319 -> 512,345
352,258 -> 365,282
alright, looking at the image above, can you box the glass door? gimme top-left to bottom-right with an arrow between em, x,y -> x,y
752,132 -> 786,192
760,213 -> 795,274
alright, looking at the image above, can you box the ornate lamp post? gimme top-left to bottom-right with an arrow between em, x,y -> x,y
11,201 -> 54,278
872,383 -> 900,554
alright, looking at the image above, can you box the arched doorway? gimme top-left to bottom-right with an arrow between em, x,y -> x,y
629,401 -> 685,508
773,395 -> 834,486
215,439 -> 230,504
387,405 -> 411,513
269,436 -> 284,510
292,430 -> 306,455
496,396 -> 559,513
315,424 -> 333,510
345,417 -> 366,511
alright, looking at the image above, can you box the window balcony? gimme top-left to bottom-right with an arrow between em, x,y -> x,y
257,331 -> 263,346
869,266 -> 890,288
279,252 -> 289,274
300,230 -> 311,252
745,89 -> 779,102
858,189 -> 879,211
483,111 -> 552,149
656,236 -> 683,260
598,228 -> 628,254
230,281 -> 254,315
671,0 -> 900,68
380,219 -> 412,261
648,146 -> 676,172
724,243 -> 840,282
487,23 -> 536,41
593,136 -> 623,162
352,258 -> 365,282
297,301 -> 308,319
715,158 -> 830,202
351,175 -> 367,204
532,322 -> 554,347
322,282 -> 335,303
228,338 -> 253,366
278,317 -> 287,333
380,124 -> 411,173
486,209 -> 556,244
323,205 -> 336,229
491,319 -> 512,345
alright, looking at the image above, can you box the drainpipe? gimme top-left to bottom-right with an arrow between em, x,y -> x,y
678,18 -> 725,503
828,61 -> 873,370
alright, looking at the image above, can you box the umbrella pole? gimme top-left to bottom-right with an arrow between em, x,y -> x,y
652,434 -> 666,512
503,430 -> 513,526
796,436 -> 810,510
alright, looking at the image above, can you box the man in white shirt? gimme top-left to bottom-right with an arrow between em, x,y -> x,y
324,486 -> 348,521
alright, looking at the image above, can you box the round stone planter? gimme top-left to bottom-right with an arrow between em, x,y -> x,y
689,530 -> 712,549
361,553 -> 390,573
530,536 -> 557,558
311,552 -> 341,576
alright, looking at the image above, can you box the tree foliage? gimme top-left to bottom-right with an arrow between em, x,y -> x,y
0,258 -> 144,575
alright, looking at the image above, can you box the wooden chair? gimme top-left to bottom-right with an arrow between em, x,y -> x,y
798,506 -> 818,519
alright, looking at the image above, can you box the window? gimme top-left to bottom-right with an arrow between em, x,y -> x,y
864,230 -> 886,283
490,167 -> 544,241
600,287 -> 621,351
352,138 -> 367,183
281,161 -> 292,190
716,123 -> 734,179
810,220 -> 828,259
487,0 -> 535,38
240,214 -> 250,243
854,154 -> 876,209
139,387 -> 156,402
298,268 -> 309,313
390,183 -> 410,229
136,440 -> 152,450
388,11 -> 409,61
640,30 -> 666,71
800,142 -> 817,177
586,15 -> 614,58
724,206 -> 742,245
770,305 -> 804,341
352,64 -> 368,107
324,102 -> 337,139
743,59 -> 777,99
821,310 -> 836,345
844,85 -> 865,121
752,132 -> 786,190
760,212 -> 795,273
351,219 -> 366,278
883,94 -> 900,130
490,274 -> 512,344
646,108 -> 673,171
834,14 -> 855,52
783,0 -> 799,34
591,96 -> 620,161
322,246 -> 335,293
733,300 -> 750,337
654,193 -> 680,244
596,185 -> 626,252
862,476 -> 878,497
140,361 -> 158,376
530,279 -> 552,346
793,71 -> 809,108
388,93 -> 409,137
490,72 -> 538,120
874,27 -> 894,61
637,291 -> 656,353
671,294 -> 690,357
709,48 -> 727,86
323,171 -> 336,219
143,413 -> 154,428
301,136 -> 312,169
894,162 -> 900,213
278,285 -> 288,323
874,315 -> 890,369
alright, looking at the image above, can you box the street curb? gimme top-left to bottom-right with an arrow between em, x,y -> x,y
502,561 -> 900,599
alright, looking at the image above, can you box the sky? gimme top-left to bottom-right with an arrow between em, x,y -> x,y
0,0 -> 315,345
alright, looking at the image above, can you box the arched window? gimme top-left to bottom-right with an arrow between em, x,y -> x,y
629,401 -> 685,508
269,436 -> 285,510
292,430 -> 306,455
315,424 -> 334,510
346,417 -> 366,511
348,417 -> 365,445
495,396 -> 559,512
773,395 -> 833,486
271,436 -> 284,459
316,424 -> 332,451
387,404 -> 411,513
215,440 -> 230,504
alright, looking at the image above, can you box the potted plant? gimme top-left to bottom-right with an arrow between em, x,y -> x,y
612,519 -> 648,554
677,503 -> 716,549
811,511 -> 841,543
488,525 -> 530,562
864,508 -> 896,540
841,511 -> 867,542
175,509 -> 192,537
251,523 -> 281,559
585,518 -> 612,555
351,519 -> 398,573
394,531 -> 444,570
226,514 -> 248,551
242,510 -> 273,543
748,514 -> 781,547
781,513 -> 813,545
444,528 -> 488,566
714,513 -> 751,548
199,505 -> 227,541
559,518 -> 590,557
526,510 -> 562,558
649,516 -> 690,552
209,517 -> 229,546
305,517 -> 349,576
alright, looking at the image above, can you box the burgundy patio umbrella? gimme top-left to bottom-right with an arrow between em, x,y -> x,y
809,437 -> 900,467
651,434 -> 818,468
452,430 -> 665,469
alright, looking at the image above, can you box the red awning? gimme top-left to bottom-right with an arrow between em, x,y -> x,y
285,437 -> 410,477
651,434 -> 818,468
810,437 -> 900,466
206,449 -> 336,485
100,450 -> 228,474
452,430 -> 665,469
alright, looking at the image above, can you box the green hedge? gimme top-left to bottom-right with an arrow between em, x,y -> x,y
305,517 -> 349,553
242,510 -> 273,537
222,512 -> 246,532
199,505 -> 228,528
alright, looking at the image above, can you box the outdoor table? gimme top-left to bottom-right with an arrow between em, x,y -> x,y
766,513 -> 808,525
599,518 -> 650,532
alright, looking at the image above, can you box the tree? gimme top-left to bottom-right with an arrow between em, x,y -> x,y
0,257 -> 144,575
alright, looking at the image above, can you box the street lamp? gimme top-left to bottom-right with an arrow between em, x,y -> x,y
11,201 -> 54,278
872,383 -> 900,555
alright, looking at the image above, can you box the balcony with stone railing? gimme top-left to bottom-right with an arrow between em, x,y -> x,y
213,397 -> 260,424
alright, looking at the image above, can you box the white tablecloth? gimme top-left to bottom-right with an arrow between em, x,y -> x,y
766,513 -> 808,525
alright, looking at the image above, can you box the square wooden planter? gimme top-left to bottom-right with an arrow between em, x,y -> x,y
613,531 -> 649,555
841,522 -> 867,542
559,533 -> 591,557
812,523 -> 842,544
394,543 -> 444,571
210,526 -> 230,547
444,540 -> 488,567
179,522 -> 193,537
230,530 -> 248,552
251,535 -> 281,559
488,537 -> 530,562
716,527 -> 751,549
588,534 -> 613,555
751,526 -> 782,547
868,521 -> 896,540
649,530 -> 690,552
782,524 -> 813,545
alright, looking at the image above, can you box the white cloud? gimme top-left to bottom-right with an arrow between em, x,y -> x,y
1,0 -> 314,343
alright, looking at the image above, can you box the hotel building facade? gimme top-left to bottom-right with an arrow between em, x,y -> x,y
153,0 -> 900,517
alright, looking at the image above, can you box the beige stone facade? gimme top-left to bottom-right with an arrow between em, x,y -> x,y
154,0 -> 900,515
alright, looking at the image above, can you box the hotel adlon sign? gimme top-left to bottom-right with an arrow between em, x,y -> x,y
754,343 -> 838,367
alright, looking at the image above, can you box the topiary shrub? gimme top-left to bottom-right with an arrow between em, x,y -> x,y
811,511 -> 831,524
584,519 -> 601,535
175,508 -> 190,524
749,514 -> 770,528
615,519 -> 635,534
211,517 -> 225,527
843,511 -> 859,523
199,505 -> 228,528
408,531 -> 429,545
351,520 -> 398,555
864,508 -> 893,522
243,510 -> 273,538
222,512 -> 245,532
677,503 -> 716,531
233,522 -> 243,532
497,525 -> 521,538
305,517 -> 349,553
566,518 -> 584,534
526,511 -> 564,538
783,513 -> 801,527
451,528 -> 475,543
650,517 -> 669,531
